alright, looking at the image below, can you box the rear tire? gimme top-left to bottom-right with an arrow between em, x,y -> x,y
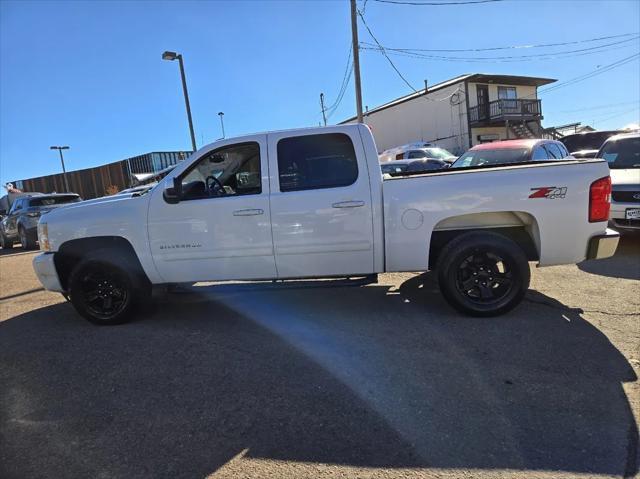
436,231 -> 530,317
68,258 -> 147,325
19,226 -> 37,250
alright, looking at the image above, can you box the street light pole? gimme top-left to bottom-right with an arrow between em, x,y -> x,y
162,51 -> 197,152
218,112 -> 226,139
50,146 -> 70,192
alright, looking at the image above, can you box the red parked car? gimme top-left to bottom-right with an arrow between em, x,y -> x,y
451,139 -> 573,169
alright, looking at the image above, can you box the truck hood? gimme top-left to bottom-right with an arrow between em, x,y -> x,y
42,193 -> 144,223
610,168 -> 640,186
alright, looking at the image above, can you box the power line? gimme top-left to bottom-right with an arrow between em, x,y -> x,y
361,36 -> 639,62
558,100 -> 640,114
592,107 -> 640,126
357,9 -> 418,92
326,46 -> 352,109
360,32 -> 639,53
538,53 -> 640,94
373,0 -> 504,5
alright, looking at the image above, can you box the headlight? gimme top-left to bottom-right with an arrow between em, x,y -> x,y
38,222 -> 50,251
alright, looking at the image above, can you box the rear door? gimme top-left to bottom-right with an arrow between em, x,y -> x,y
267,129 -> 375,278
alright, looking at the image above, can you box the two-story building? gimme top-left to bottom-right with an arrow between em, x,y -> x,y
341,73 -> 556,155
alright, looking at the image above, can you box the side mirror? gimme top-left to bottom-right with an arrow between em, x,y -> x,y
163,177 -> 182,204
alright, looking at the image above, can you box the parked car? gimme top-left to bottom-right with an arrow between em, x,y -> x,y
117,184 -> 156,195
381,158 -> 449,175
560,130 -> 622,157
1,193 -> 81,250
380,143 -> 457,164
570,149 -> 600,159
596,132 -> 640,231
32,125 -> 618,325
451,139 -> 572,169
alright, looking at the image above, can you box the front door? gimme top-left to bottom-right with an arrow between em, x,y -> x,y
147,135 -> 276,283
477,84 -> 489,120
267,129 -> 375,278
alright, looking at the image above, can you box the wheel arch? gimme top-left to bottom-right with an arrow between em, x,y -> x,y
54,236 -> 150,291
428,211 -> 540,270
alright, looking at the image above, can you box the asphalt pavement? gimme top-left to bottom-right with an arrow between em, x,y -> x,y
1,236 -> 638,479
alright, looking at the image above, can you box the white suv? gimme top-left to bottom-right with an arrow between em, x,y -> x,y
597,132 -> 640,231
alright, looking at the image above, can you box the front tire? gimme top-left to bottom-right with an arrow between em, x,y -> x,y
68,259 -> 142,325
436,231 -> 530,317
19,226 -> 37,250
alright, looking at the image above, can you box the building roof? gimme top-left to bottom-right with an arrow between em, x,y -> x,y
340,73 -> 556,123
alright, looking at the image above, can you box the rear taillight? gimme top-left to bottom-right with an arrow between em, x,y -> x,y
589,176 -> 611,222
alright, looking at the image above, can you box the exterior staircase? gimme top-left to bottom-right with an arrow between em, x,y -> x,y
509,121 -> 539,139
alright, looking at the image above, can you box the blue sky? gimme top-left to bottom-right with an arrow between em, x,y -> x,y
1,0 -> 639,185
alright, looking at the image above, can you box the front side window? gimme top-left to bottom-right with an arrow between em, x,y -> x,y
11,199 -> 23,213
599,137 -> 640,169
277,133 -> 358,192
179,142 -> 261,200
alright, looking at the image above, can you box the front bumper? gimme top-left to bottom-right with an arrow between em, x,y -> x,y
32,253 -> 64,292
586,228 -> 620,260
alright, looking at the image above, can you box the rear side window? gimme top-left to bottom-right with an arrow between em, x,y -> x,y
407,150 -> 427,159
544,143 -> 565,159
532,146 -> 548,160
277,133 -> 358,192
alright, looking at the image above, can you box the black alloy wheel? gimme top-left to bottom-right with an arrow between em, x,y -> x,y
79,269 -> 129,320
455,251 -> 514,305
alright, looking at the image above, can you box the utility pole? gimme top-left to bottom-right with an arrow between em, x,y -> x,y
50,146 -> 70,192
320,93 -> 327,126
350,0 -> 364,123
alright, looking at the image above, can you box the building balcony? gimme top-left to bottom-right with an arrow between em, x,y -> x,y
469,99 -> 542,126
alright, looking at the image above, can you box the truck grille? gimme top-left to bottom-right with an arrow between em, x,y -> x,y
611,190 -> 640,203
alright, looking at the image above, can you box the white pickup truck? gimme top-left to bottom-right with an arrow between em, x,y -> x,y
33,125 -> 619,325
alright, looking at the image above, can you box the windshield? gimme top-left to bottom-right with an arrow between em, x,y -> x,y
451,148 -> 530,168
28,195 -> 80,207
408,148 -> 455,160
423,148 -> 456,160
598,137 -> 640,169
561,131 -> 618,153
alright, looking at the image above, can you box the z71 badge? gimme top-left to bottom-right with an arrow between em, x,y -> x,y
529,186 -> 567,199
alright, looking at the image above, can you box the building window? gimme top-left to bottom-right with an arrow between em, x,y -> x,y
498,86 -> 517,100
277,133 -> 358,192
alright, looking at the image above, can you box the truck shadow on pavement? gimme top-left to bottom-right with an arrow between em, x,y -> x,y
0,274 -> 637,478
578,233 -> 640,280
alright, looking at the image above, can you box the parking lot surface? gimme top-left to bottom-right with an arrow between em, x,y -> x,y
1,237 -> 639,479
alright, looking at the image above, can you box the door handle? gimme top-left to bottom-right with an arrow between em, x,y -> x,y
233,208 -> 264,216
332,200 -> 365,209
